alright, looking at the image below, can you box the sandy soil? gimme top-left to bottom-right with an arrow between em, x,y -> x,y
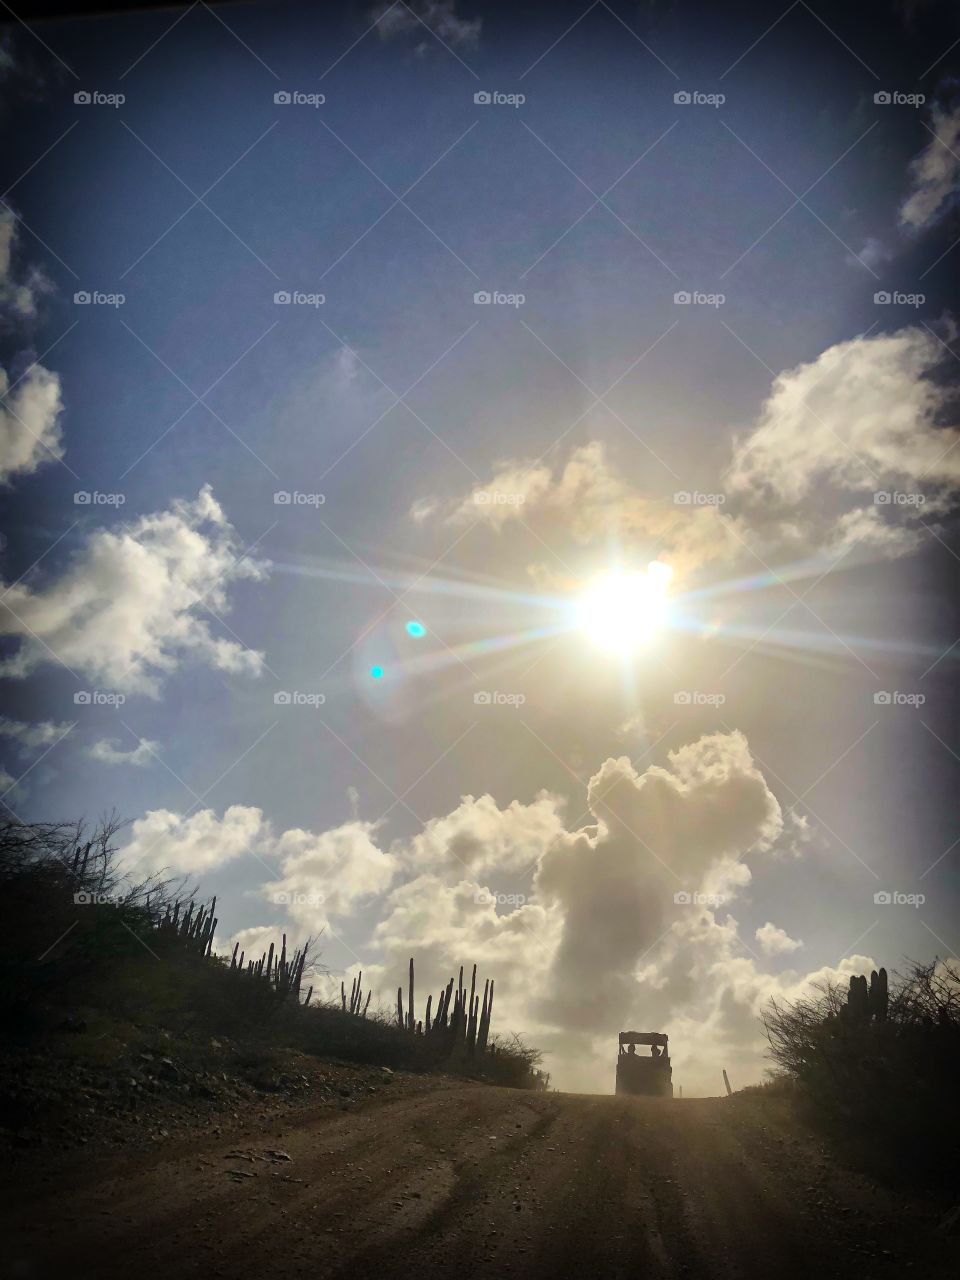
4,1083 -> 957,1279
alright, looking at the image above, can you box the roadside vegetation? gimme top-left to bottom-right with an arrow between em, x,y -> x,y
0,816 -> 544,1147
759,959 -> 960,1185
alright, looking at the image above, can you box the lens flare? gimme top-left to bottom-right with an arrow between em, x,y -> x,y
577,562 -> 673,653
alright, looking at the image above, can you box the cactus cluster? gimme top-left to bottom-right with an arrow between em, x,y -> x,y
843,968 -> 888,1023
157,896 -> 218,956
227,930 -> 307,998
394,959 -> 495,1056
342,972 -> 372,1018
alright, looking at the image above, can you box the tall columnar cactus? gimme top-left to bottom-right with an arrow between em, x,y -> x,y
408,957 -> 415,1032
869,968 -> 888,1021
467,965 -> 477,1045
397,986 -> 404,1030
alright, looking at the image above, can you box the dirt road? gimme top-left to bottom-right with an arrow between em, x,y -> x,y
5,1083 -> 955,1279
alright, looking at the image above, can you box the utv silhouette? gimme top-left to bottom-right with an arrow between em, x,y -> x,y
615,1031 -> 673,1097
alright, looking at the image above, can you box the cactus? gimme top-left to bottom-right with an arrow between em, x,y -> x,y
870,967 -> 888,1021
408,957 -> 415,1032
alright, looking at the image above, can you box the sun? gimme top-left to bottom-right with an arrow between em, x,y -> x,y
576,562 -> 673,653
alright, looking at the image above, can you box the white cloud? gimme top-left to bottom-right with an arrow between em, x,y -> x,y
899,102 -> 960,230
755,921 -> 803,955
88,736 -> 159,767
122,805 -> 269,876
0,361 -> 64,485
123,808 -> 399,931
727,327 -> 960,504
0,206 -> 51,323
262,820 -> 400,927
0,485 -> 267,694
371,0 -> 481,49
416,325 -> 960,570
725,325 -> 960,557
130,731 -> 884,1092
419,441 -> 744,577
338,730 -> 872,1092
401,791 -> 569,876
0,716 -> 73,751
847,236 -> 891,270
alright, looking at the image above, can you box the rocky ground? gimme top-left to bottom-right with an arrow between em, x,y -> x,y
0,1015 -> 458,1161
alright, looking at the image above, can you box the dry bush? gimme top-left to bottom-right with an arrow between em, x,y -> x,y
762,959 -> 960,1181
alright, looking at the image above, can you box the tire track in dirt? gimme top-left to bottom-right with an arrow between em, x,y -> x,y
5,1085 -> 955,1280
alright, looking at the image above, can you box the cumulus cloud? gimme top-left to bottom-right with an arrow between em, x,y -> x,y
415,325 -> 960,569
0,206 -> 51,323
122,807 -> 399,931
419,440 -> 744,577
726,325 -> 960,556
0,209 -> 63,485
371,0 -> 481,49
400,791 -> 569,876
0,716 -> 73,751
0,361 -> 64,484
727,327 -> 959,504
122,805 -> 270,877
899,102 -> 960,230
262,820 -> 400,927
88,736 -> 159,767
132,730 -> 882,1091
533,730 -> 783,1029
755,921 -> 803,955
0,485 -> 267,694
339,731 -> 871,1091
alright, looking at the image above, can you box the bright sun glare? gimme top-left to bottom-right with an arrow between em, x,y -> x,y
576,562 -> 674,653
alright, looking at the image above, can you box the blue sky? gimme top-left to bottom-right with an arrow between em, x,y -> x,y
2,0 -> 959,1092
